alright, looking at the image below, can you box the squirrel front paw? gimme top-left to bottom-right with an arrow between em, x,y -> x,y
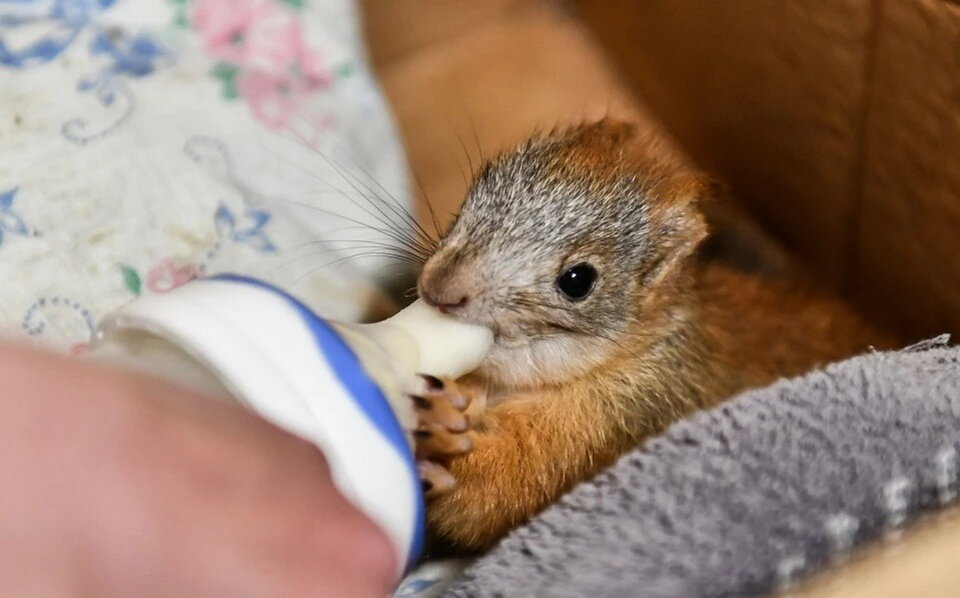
411,375 -> 477,499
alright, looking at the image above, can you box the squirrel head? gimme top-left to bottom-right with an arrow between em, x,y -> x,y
418,119 -> 714,389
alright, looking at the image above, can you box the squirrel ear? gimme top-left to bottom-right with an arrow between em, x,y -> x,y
642,173 -> 717,285
668,173 -> 723,208
596,119 -> 638,146
571,119 -> 638,151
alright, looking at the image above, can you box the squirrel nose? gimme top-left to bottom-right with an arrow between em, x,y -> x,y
421,288 -> 469,314
419,258 -> 473,314
418,251 -> 479,314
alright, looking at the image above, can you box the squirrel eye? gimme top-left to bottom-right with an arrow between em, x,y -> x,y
556,263 -> 597,301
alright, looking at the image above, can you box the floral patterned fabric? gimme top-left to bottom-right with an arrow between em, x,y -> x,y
0,0 -> 411,353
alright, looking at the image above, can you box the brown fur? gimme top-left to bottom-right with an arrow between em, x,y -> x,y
420,120 -> 893,552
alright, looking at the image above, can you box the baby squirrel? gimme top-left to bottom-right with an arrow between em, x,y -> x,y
412,119 -> 889,552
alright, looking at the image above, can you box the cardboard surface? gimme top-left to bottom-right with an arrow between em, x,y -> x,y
853,0 -> 960,337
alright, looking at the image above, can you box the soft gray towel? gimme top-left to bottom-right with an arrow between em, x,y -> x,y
444,337 -> 960,597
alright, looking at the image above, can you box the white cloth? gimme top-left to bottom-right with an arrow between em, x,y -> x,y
0,0 -> 411,352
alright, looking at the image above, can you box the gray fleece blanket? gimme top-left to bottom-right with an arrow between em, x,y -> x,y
444,336 -> 960,597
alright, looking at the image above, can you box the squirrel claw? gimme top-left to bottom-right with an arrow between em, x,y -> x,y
411,392 -> 468,432
418,460 -> 456,498
411,375 -> 474,463
414,423 -> 473,460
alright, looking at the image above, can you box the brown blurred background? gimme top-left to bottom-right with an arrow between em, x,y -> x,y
361,0 -> 960,345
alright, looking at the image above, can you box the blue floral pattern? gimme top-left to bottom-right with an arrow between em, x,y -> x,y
1,0 -> 173,144
184,136 -> 279,258
0,0 -> 115,67
22,295 -> 94,336
63,27 -> 172,143
214,202 -> 277,253
85,28 -> 168,78
0,187 -> 29,248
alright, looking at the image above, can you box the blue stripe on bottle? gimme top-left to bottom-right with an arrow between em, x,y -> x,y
209,274 -> 425,569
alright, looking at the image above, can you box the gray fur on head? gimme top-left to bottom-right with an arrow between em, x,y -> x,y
418,120 -> 709,390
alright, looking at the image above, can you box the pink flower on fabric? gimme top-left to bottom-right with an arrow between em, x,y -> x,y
193,0 -> 331,130
192,0 -> 254,59
235,69 -> 326,130
193,0 -> 287,69
146,258 -> 200,293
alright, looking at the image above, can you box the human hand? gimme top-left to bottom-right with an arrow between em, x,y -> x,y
0,343 -> 396,597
